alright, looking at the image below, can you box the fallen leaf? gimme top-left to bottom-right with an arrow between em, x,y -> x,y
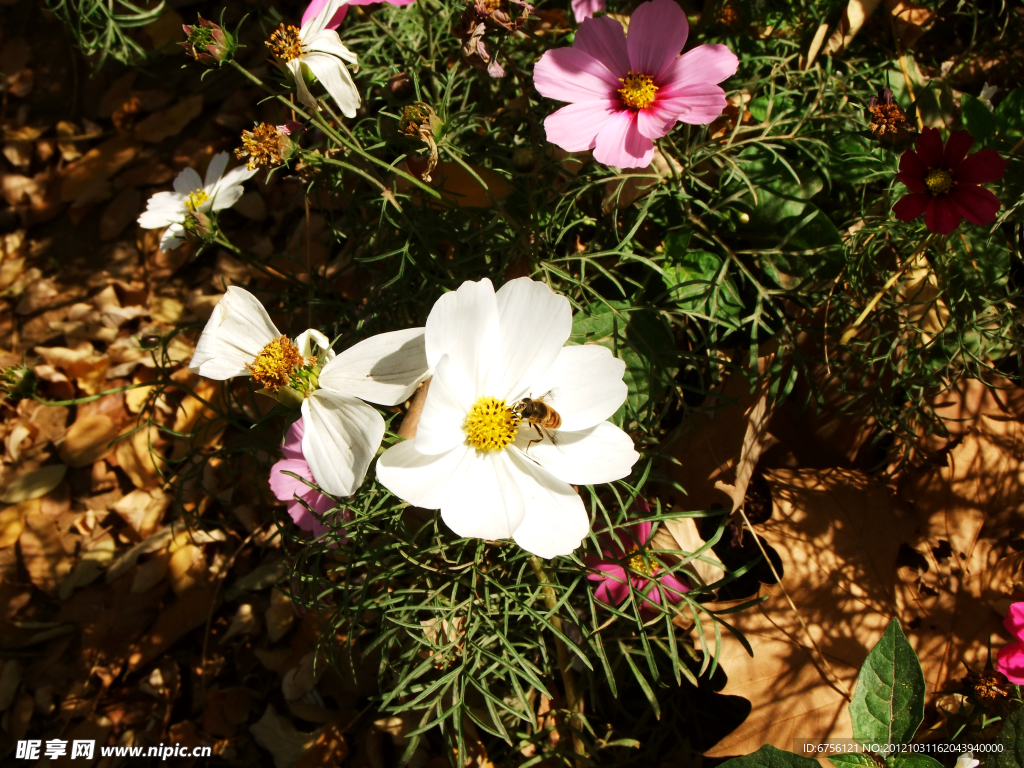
250,704 -> 323,768
34,343 -> 110,395
0,500 -> 32,548
0,465 -> 68,503
267,588 -> 297,643
58,533 -> 116,600
131,550 -> 172,594
166,542 -> 206,596
652,517 -> 725,588
60,136 -> 140,202
127,584 -> 215,671
221,603 -> 259,643
115,425 -> 164,490
132,95 -> 203,143
100,186 -> 142,240
58,413 -> 121,468
112,488 -> 171,536
19,505 -> 74,594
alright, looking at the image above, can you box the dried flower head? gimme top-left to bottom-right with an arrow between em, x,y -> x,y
716,1 -> 743,30
868,88 -> 915,148
399,103 -> 443,181
237,123 -> 290,171
961,669 -> 1011,705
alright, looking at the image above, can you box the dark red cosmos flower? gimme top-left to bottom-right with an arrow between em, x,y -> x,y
892,127 -> 1006,235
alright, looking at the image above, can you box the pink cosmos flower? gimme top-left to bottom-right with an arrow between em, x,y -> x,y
995,601 -> 1024,684
534,0 -> 738,168
585,516 -> 689,613
301,0 -> 416,31
571,0 -> 606,23
269,417 -> 345,537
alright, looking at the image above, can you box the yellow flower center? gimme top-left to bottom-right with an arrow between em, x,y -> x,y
185,190 -> 210,211
463,396 -> 518,452
618,72 -> 658,111
924,168 -> 954,195
268,24 -> 304,62
627,548 -> 661,577
247,336 -> 303,391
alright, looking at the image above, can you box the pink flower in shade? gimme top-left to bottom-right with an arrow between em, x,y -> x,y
892,128 -> 1007,235
995,602 -> 1024,684
533,0 -> 738,169
571,0 -> 606,23
585,518 -> 689,613
301,0 -> 415,31
269,417 -> 345,538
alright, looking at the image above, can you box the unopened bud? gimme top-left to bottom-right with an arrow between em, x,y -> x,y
182,15 -> 238,65
183,210 -> 215,246
388,72 -> 414,100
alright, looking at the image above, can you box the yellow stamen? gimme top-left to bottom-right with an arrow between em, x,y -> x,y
627,548 -> 660,577
924,168 -> 954,195
247,336 -> 303,391
236,123 -> 285,171
618,72 -> 658,111
185,190 -> 210,211
268,24 -> 303,62
463,396 -> 518,452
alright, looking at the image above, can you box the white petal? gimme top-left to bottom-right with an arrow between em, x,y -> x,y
209,183 -> 245,212
302,390 -> 385,496
210,165 -> 258,210
204,151 -> 229,188
513,420 -> 638,485
301,0 -> 349,37
377,439 -> 472,509
526,344 -> 627,431
138,192 -> 185,228
492,277 -> 572,401
507,453 -> 589,558
305,30 -> 357,64
303,52 -> 360,119
319,327 -> 427,406
441,452 -> 526,541
189,286 -> 281,378
296,329 -> 336,360
414,356 -> 468,456
160,224 -> 185,252
173,167 -> 203,196
425,279 -> 500,404
290,59 -> 319,111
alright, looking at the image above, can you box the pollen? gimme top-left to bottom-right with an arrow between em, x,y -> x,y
268,24 -> 303,62
627,549 -> 660,577
463,396 -> 518,452
924,168 -> 955,195
236,123 -> 285,171
869,102 -> 909,137
247,336 -> 303,391
185,190 -> 210,211
618,72 -> 658,111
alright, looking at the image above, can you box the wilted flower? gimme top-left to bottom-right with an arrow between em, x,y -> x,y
868,87 -> 914,148
399,102 -> 444,181
236,122 -> 301,171
892,128 -> 1007,235
270,416 -> 347,537
534,0 -> 738,168
456,0 -> 533,78
376,277 -> 639,559
182,15 -> 237,65
267,0 -> 360,117
995,601 -> 1024,685
190,287 -> 428,497
137,152 -> 256,251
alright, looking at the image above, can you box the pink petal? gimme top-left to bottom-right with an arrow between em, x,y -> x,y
269,458 -> 315,501
658,572 -> 690,601
534,48 -> 619,104
544,101 -> 619,151
942,129 -> 974,169
892,191 -> 929,222
635,521 -> 653,544
596,573 -> 631,605
593,110 -> 654,168
948,184 -> 1001,226
626,0 -> 689,80
302,0 -> 348,29
637,108 -> 670,140
654,83 -> 728,125
572,0 -> 606,22
996,641 -> 1024,685
658,44 -> 738,92
1004,602 -> 1024,639
283,418 -> 305,460
574,15 -> 629,75
925,196 -> 961,234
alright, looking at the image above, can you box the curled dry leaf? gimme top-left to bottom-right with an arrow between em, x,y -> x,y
0,465 -> 68,504
57,413 -> 121,468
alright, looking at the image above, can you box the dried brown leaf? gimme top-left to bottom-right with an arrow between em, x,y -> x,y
60,136 -> 140,203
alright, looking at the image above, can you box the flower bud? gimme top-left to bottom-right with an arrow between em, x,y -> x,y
182,15 -> 238,65
1,364 -> 38,403
183,210 -> 215,247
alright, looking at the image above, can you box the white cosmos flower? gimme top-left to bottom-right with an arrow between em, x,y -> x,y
955,754 -> 980,768
190,286 -> 428,497
268,0 -> 360,118
137,152 -> 256,251
376,278 -> 639,559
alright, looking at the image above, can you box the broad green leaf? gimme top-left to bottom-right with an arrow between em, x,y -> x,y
718,744 -> 821,768
849,618 -> 925,755
994,705 -> 1024,768
892,756 -> 944,768
995,89 -> 1024,141
961,94 -> 996,143
829,754 -> 876,767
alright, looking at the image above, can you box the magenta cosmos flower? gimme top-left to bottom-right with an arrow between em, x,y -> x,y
585,518 -> 689,613
269,417 -> 346,537
892,128 -> 1007,235
571,0 -> 606,23
302,0 -> 415,30
534,0 -> 738,168
995,602 -> 1024,684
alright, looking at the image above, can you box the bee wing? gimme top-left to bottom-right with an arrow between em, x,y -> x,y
536,388 -> 559,405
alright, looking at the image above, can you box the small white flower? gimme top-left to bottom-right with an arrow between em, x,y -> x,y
189,286 -> 428,497
268,0 -> 360,117
376,277 -> 639,559
955,753 -> 980,768
137,152 -> 256,251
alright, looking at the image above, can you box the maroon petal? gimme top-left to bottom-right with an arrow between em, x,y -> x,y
892,191 -> 929,222
897,147 -> 927,186
949,184 -> 1001,226
942,129 -> 975,169
925,196 -> 962,234
915,127 -> 944,167
954,149 -> 1008,185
